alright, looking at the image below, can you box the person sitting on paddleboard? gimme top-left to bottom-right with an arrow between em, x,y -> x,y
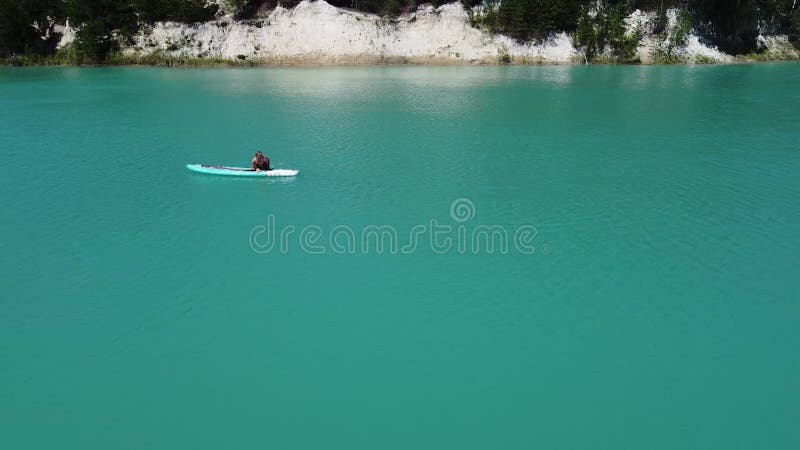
251,151 -> 271,171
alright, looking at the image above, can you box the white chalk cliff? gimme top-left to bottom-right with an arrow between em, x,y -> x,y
56,1 -> 796,64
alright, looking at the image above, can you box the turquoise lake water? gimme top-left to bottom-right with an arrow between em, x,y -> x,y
1,64 -> 799,449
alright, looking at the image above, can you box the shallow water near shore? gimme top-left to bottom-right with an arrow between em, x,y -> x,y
1,64 -> 799,449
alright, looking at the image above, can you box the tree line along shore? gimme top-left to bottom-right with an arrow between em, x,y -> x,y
2,0 -> 799,65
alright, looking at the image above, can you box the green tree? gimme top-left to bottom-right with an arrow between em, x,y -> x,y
67,0 -> 139,63
229,0 -> 263,19
573,0 -> 641,62
496,0 -> 582,42
793,6 -> 800,43
0,0 -> 63,57
134,0 -> 218,23
690,0 -> 760,53
574,8 -> 598,59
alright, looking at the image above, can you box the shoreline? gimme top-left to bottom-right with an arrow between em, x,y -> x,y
5,53 -> 799,68
6,2 -> 798,68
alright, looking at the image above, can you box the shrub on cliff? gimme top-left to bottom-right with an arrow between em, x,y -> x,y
691,0 -> 760,54
135,0 -> 219,23
278,0 -> 303,8
468,2 -> 500,31
496,0 -> 582,41
690,0 -> 799,54
0,0 -> 63,57
573,0 -> 641,63
792,7 -> 800,44
229,0 -> 264,19
652,7 -> 692,63
67,0 -> 139,63
327,0 -> 450,16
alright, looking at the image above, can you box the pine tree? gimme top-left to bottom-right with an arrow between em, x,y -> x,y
67,0 -> 139,62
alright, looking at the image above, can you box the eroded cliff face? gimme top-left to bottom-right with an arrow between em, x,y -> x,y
113,2 -> 578,64
56,1 -> 794,65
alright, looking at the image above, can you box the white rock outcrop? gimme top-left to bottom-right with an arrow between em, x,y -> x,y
125,1 -> 579,64
625,8 -> 733,63
55,1 -> 797,64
